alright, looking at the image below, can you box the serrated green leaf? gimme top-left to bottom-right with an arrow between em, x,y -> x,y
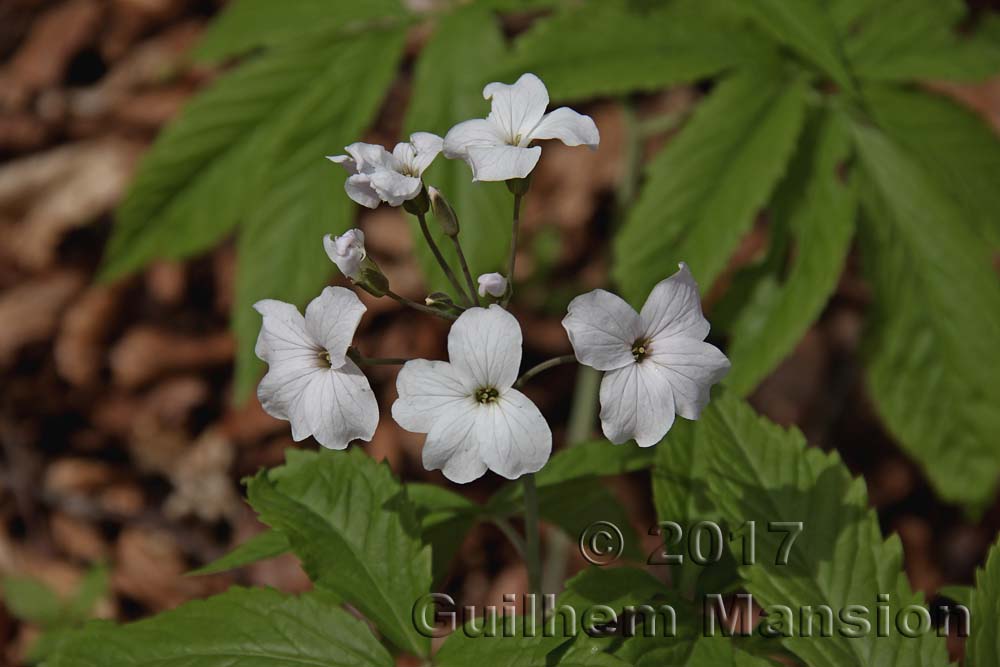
678,635 -> 778,667
725,108 -> 856,395
403,5 -> 511,294
854,121 -> 1000,511
968,540 -> 1000,666
407,483 -> 480,585
46,587 -> 393,667
612,66 -> 807,305
102,33 -> 370,282
435,615 -> 628,666
844,0 -> 1000,82
864,85 -> 1000,247
246,449 -> 432,656
232,28 -> 406,401
703,393 -> 951,666
195,0 -> 405,62
498,0 -> 770,100
739,0 -> 855,90
188,530 -> 290,576
2,576 -> 63,626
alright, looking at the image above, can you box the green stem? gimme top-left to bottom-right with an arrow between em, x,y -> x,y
522,473 -> 543,598
500,193 -> 523,307
449,235 -> 480,306
514,355 -> 576,390
385,289 -> 456,320
415,212 -> 471,307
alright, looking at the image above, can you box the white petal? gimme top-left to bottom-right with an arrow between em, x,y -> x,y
476,389 -> 552,479
527,107 -> 600,149
300,360 -> 378,450
467,145 -> 541,182
640,262 -> 710,342
443,118 -> 506,160
344,173 -> 380,209
408,132 -> 443,175
369,169 -> 423,206
422,406 -> 487,484
392,359 -> 474,434
303,286 -> 366,368
562,289 -> 641,371
599,362 -> 676,447
484,73 -> 549,143
258,365 -> 324,440
647,338 -> 730,420
477,272 -> 507,298
326,154 -> 358,174
254,299 -> 318,366
447,305 -> 522,390
344,142 -> 395,173
392,142 -> 417,169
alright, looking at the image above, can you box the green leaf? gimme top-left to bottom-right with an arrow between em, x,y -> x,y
232,27 -> 406,401
188,530 -> 290,576
854,121 -> 1000,511
739,0 -> 855,90
499,0 -> 770,100
2,576 -> 63,626
102,32 -> 369,282
844,0 -> 1000,82
612,66 -> 807,305
864,85 -> 1000,247
46,588 -> 394,667
403,5 -> 511,293
725,108 -> 857,395
679,636 -> 777,667
937,585 -> 972,608
968,540 -> 1000,666
703,393 -> 951,666
435,615 -> 627,667
66,564 -> 109,620
408,483 -> 480,585
246,449 -> 432,656
194,0 -> 406,62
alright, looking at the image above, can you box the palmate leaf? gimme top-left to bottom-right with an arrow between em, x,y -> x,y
724,108 -> 856,395
497,0 -> 770,100
703,393 -> 952,666
194,0 -> 406,62
246,449 -> 432,656
864,85 -> 1000,248
46,588 -> 394,667
843,0 -> 1000,82
403,5 -> 511,293
968,540 -> 1000,667
612,64 -> 807,306
232,27 -> 406,401
854,122 -> 1000,511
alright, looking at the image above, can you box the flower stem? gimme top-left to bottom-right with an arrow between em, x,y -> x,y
514,355 -> 577,389
449,235 -> 480,306
522,473 -> 543,599
415,212 -> 471,307
500,193 -> 523,308
385,289 -> 457,320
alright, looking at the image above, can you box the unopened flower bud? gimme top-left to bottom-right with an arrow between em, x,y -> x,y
428,187 -> 459,237
424,291 -> 458,314
324,229 -> 366,280
506,175 -> 531,196
402,187 -> 430,215
477,272 -> 508,298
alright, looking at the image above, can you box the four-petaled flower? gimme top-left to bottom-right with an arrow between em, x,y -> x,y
443,73 -> 599,182
392,305 -> 552,483
328,133 -> 443,208
254,287 -> 378,450
562,263 -> 730,447
324,229 -> 365,280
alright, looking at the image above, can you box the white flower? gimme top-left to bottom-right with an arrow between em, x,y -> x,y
443,73 -> 600,182
254,286 -> 378,450
477,272 -> 507,298
562,263 -> 730,447
392,305 -> 552,483
327,132 -> 443,208
323,229 -> 366,280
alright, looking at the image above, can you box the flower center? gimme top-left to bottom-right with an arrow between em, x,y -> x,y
631,338 -> 651,363
475,386 -> 500,404
318,350 -> 332,368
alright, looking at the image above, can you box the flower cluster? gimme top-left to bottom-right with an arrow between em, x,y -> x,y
254,73 -> 729,483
